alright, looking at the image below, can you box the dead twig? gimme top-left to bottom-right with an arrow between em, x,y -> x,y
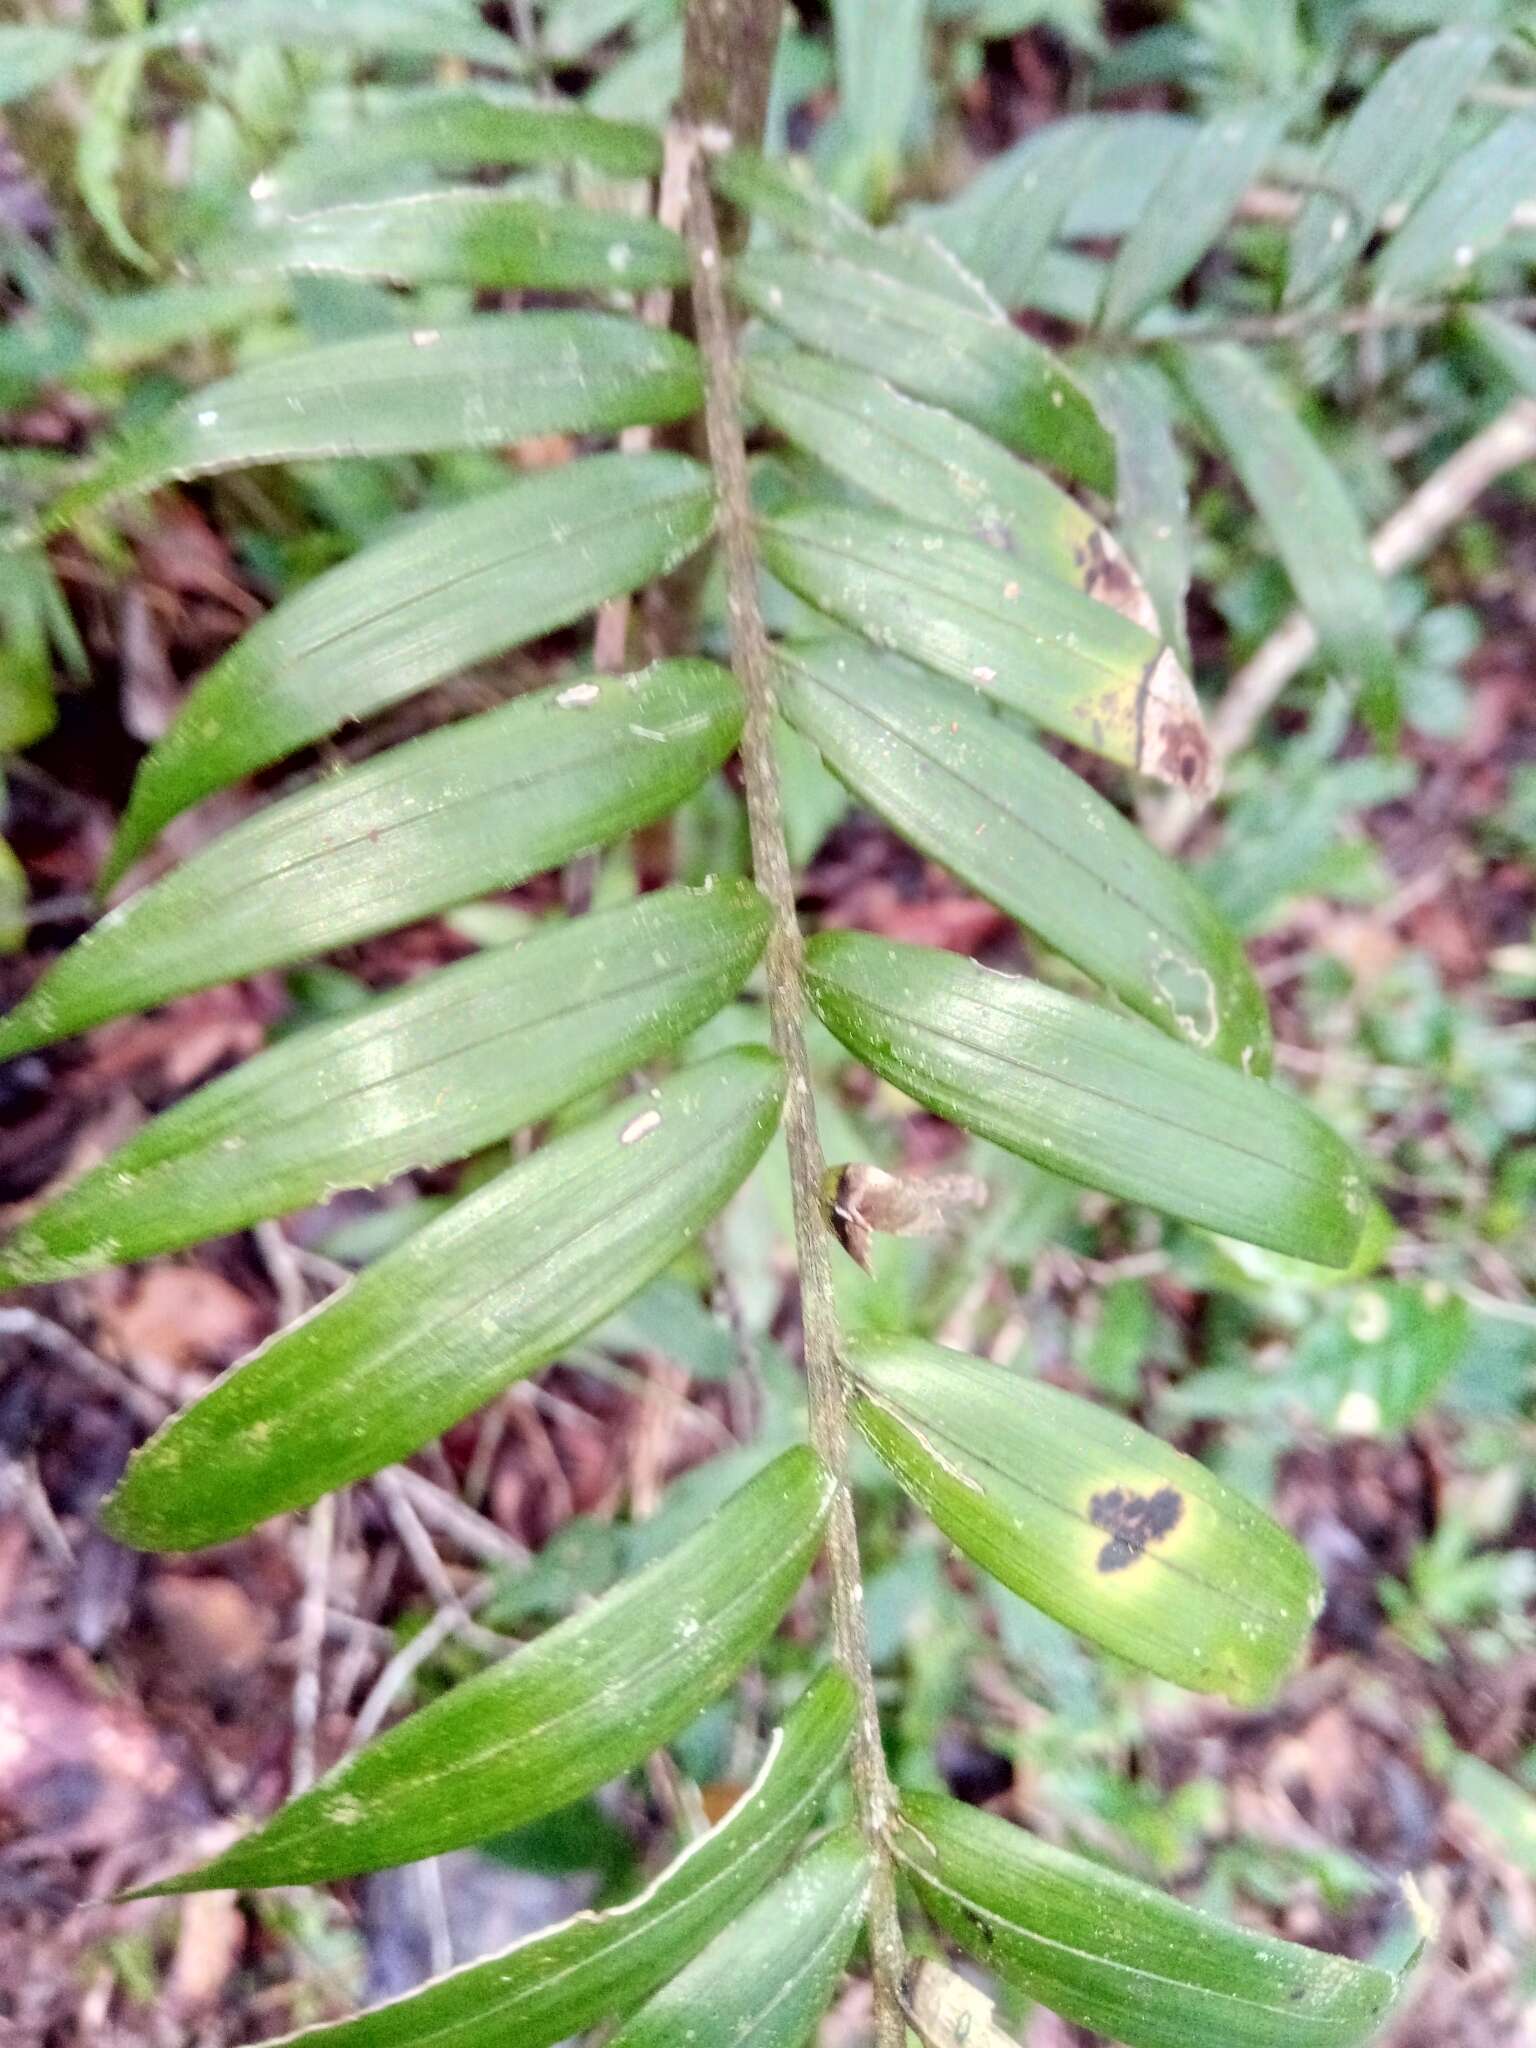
349,1577 -> 500,1748
290,1495 -> 335,1797
385,1463 -> 529,1570
372,1467 -> 509,1656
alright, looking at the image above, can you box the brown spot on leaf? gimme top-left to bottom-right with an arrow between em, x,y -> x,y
1135,647 -> 1218,798
1076,528 -> 1159,635
1089,1484 -> 1184,1573
1155,715 -> 1212,791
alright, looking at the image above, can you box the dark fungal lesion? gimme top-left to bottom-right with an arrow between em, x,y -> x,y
1088,1484 -> 1184,1573
1152,713 -> 1210,791
1077,527 -> 1140,615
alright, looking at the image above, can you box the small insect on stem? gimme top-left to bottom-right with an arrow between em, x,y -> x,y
821,1163 -> 988,1275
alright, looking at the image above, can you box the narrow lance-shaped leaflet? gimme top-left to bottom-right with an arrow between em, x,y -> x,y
131,1441 -> 833,1891
733,243 -> 1114,494
848,1333 -> 1320,1704
743,349 -> 1159,632
0,882 -> 769,1286
760,504 -> 1213,795
217,190 -> 690,295
250,92 -> 664,211
104,1047 -> 786,1551
804,932 -> 1369,1268
105,450 -> 715,881
0,658 -> 742,1060
35,313 -> 701,537
223,1669 -> 856,2048
608,1828 -> 871,2048
775,638 -> 1265,1069
896,1793 -> 1404,2048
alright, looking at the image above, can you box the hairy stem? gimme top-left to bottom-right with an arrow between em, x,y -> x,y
679,132 -> 910,2048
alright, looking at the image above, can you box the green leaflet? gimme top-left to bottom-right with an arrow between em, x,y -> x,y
1374,115 -> 1536,300
0,882 -> 768,1285
743,350 -> 1157,628
1080,356 -> 1192,667
1098,104 -> 1287,333
106,451 -> 715,880
774,639 -> 1267,1069
609,1828 -> 870,2048
848,1334 -> 1319,1702
232,1669 -> 855,2048
137,0 -> 525,69
1287,27 -> 1496,306
39,314 -> 701,535
1172,344 -> 1393,691
1448,1752 -> 1536,1881
103,1050 -> 784,1548
803,932 -> 1368,1267
896,1793 -> 1403,2048
129,1442 -> 829,1887
758,505 -> 1212,794
0,659 -> 741,1060
916,113 -> 1192,304
253,91 -> 663,208
734,246 -> 1113,492
827,0 -> 926,213
220,190 -> 688,293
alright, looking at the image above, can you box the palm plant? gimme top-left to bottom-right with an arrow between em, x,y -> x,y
5,2 -> 1532,2040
